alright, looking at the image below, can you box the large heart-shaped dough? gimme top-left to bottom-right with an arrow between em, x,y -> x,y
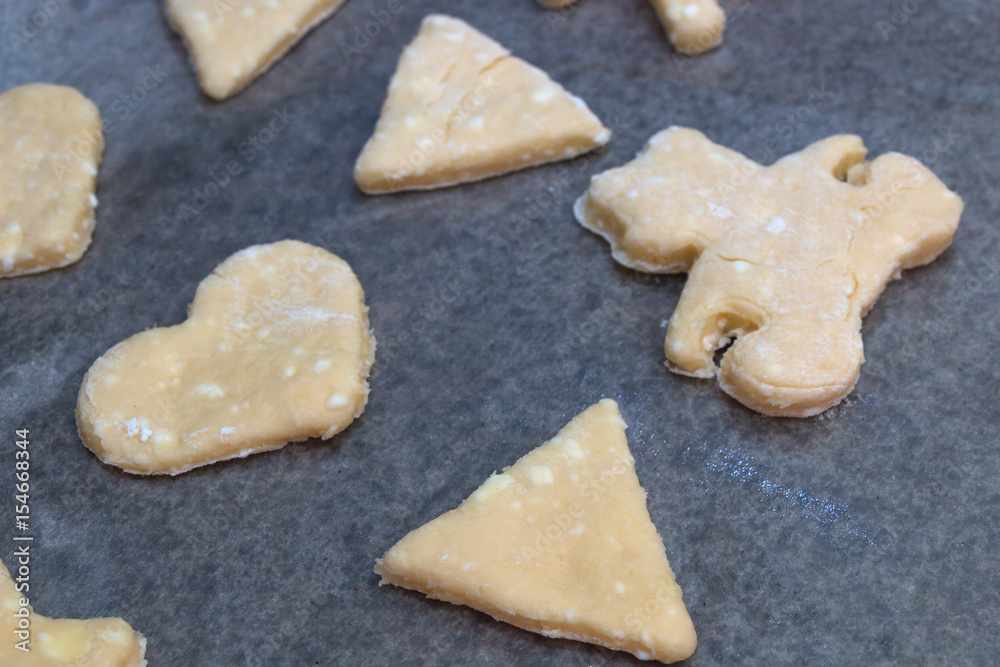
0,84 -> 103,278
77,240 -> 375,475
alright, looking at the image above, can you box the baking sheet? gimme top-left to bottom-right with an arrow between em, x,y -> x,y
2,0 -> 999,664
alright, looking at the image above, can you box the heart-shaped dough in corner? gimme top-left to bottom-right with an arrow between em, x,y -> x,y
77,240 -> 376,475
0,559 -> 146,666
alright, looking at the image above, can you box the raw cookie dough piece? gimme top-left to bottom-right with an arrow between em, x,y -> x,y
354,14 -> 611,193
535,0 -> 724,55
650,0 -> 725,55
376,399 -> 697,664
77,240 -> 376,475
575,127 -> 963,417
165,0 -> 349,100
0,559 -> 146,667
0,84 -> 103,278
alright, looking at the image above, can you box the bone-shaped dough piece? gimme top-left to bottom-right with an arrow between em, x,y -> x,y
649,0 -> 725,54
165,0 -> 349,100
0,84 -> 103,278
77,240 -> 376,474
0,560 -> 146,666
538,0 -> 724,55
575,127 -> 963,417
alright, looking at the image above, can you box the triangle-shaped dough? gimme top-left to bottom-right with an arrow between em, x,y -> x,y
354,15 -> 611,193
0,559 -> 146,666
375,399 -> 697,663
166,0 -> 348,100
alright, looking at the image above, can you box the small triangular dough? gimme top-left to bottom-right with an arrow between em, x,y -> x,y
354,15 -> 611,193
0,559 -> 146,666
376,399 -> 696,663
165,0 -> 348,100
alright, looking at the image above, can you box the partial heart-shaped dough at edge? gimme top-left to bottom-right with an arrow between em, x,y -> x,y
0,559 -> 146,667
77,240 -> 376,475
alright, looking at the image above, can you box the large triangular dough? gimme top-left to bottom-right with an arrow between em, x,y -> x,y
0,559 -> 146,666
165,0 -> 348,100
375,399 -> 697,663
354,15 -> 611,193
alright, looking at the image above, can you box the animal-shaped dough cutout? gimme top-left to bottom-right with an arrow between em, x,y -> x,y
77,240 -> 375,475
537,0 -> 724,55
575,127 -> 963,417
0,559 -> 146,666
354,15 -> 611,193
165,0 -> 349,100
0,84 -> 103,278
376,399 -> 697,663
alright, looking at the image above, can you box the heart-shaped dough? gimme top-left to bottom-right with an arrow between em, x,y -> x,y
0,559 -> 146,666
0,84 -> 103,278
77,240 -> 375,475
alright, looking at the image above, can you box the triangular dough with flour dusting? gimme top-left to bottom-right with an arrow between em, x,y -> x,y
166,0 -> 349,100
0,559 -> 146,666
375,400 -> 697,663
355,15 -> 611,193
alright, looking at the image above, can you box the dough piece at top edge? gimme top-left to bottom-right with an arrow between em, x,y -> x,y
0,559 -> 146,667
650,0 -> 725,55
76,240 -> 376,475
532,0 -> 725,55
354,14 -> 611,194
376,399 -> 697,664
575,126 -> 963,417
165,0 -> 348,100
0,84 -> 103,279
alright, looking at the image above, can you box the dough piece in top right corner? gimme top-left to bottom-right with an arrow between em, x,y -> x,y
0,559 -> 146,666
354,14 -> 611,194
535,0 -> 724,55
649,0 -> 725,55
574,127 -> 963,417
375,399 -> 697,663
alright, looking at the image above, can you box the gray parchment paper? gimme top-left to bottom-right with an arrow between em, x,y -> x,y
1,0 -> 999,664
